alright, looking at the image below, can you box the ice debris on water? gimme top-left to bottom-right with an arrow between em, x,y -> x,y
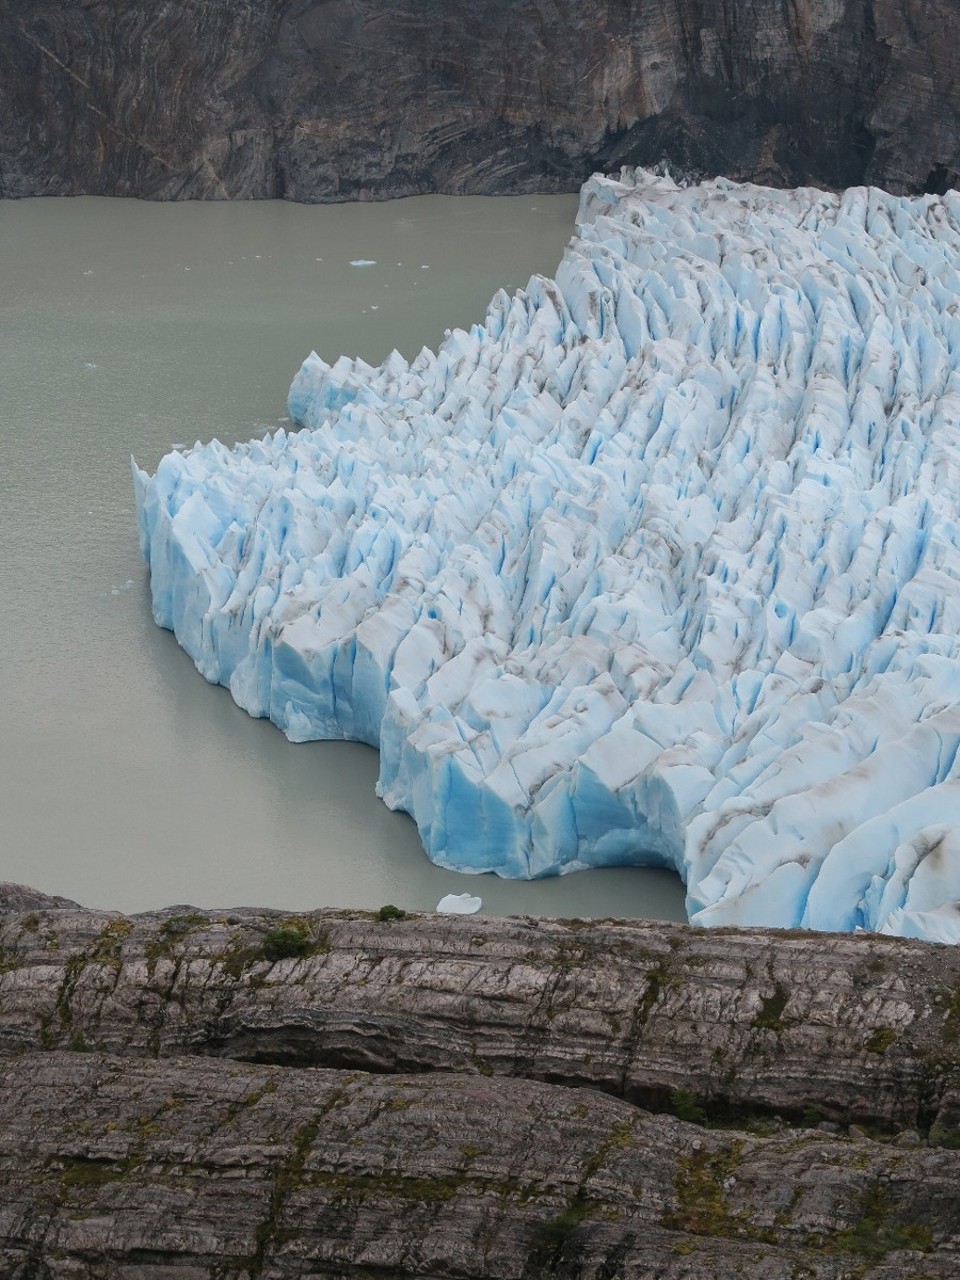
134,168 -> 960,943
436,893 -> 483,915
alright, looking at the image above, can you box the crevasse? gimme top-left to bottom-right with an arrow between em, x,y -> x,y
134,169 -> 960,943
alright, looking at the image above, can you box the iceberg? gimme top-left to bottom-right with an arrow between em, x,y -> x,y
134,169 -> 960,943
436,893 -> 483,915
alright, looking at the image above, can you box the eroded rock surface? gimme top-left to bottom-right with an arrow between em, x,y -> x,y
3,896 -> 960,1134
2,0 -> 959,200
1,886 -> 959,1275
1,1052 -> 958,1279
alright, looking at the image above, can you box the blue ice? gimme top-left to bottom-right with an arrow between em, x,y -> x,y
134,170 -> 960,942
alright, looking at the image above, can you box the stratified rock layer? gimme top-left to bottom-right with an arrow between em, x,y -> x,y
1,1053 -> 957,1279
2,0 -> 960,200
0,886 -> 959,1276
3,896 -> 960,1132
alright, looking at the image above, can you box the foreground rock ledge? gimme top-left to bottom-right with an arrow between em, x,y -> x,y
1,885 -> 959,1277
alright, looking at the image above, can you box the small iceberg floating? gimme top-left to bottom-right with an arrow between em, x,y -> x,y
436,893 -> 482,915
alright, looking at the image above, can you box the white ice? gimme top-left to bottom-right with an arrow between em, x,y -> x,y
436,893 -> 483,915
134,169 -> 960,942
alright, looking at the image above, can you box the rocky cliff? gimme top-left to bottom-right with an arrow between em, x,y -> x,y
1,883 -> 959,1276
2,0 -> 959,201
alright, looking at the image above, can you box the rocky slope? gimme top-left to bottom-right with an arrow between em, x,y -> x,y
2,0 -> 959,201
2,1052 -> 958,1279
1,883 -> 959,1276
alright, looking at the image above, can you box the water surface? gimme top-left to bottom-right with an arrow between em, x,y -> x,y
0,194 -> 685,920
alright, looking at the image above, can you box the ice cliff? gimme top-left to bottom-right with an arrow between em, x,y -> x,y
134,169 -> 960,943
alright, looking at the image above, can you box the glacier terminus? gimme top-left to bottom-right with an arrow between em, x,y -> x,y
134,169 -> 960,944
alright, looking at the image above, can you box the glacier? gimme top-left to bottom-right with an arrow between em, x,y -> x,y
134,169 -> 960,943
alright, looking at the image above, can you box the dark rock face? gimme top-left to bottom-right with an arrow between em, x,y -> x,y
2,0 -> 959,202
1,890 -> 960,1275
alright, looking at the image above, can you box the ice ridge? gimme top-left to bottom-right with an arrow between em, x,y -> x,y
134,169 -> 960,942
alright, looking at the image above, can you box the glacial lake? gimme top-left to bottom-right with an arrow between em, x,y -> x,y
0,194 -> 686,920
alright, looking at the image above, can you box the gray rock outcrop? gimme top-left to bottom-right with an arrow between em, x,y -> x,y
2,0 -> 960,201
2,1052 -> 958,1279
1,885 -> 959,1275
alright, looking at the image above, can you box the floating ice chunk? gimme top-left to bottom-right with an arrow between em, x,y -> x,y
134,169 -> 960,943
436,893 -> 482,914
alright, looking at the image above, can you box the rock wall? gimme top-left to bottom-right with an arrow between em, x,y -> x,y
1,884 -> 959,1276
2,0 -> 959,201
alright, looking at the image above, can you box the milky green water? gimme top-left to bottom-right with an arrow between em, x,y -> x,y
0,194 -> 686,920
